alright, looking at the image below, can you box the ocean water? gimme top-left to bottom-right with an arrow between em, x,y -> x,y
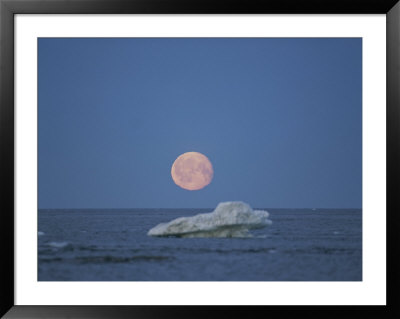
38,208 -> 362,281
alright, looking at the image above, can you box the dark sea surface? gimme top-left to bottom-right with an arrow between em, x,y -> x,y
38,209 -> 362,281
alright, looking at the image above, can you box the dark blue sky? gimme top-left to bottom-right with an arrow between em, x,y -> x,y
38,38 -> 362,209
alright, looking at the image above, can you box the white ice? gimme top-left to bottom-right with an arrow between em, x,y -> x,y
147,201 -> 272,238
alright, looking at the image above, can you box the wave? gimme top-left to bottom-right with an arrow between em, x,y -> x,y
47,241 -> 70,248
39,255 -> 172,264
75,255 -> 172,264
147,201 -> 272,238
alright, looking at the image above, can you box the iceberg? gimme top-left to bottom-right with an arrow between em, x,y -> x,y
147,201 -> 272,238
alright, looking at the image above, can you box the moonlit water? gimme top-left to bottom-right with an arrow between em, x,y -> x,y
38,208 -> 362,281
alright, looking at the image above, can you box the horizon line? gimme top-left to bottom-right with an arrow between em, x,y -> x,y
38,207 -> 363,210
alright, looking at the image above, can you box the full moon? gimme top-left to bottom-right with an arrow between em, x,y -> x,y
171,152 -> 214,191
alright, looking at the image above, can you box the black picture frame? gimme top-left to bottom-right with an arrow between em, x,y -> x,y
1,0 -> 399,318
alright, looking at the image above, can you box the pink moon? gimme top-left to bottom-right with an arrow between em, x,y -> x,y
171,152 -> 214,191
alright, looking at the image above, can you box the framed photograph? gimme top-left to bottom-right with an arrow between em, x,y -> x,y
1,0 -> 399,318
